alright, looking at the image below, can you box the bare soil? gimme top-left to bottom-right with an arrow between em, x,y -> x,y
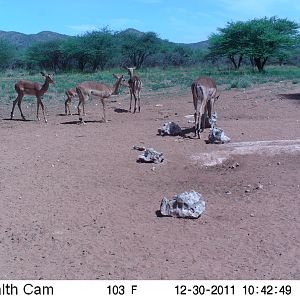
0,81 -> 299,280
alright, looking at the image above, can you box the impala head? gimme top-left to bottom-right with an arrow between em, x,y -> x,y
113,73 -> 125,83
41,72 -> 55,84
125,66 -> 136,78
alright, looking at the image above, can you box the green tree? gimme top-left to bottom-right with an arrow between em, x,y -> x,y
26,40 -> 65,72
119,31 -> 161,68
208,21 -> 246,69
0,39 -> 15,69
81,29 -> 115,71
208,17 -> 299,72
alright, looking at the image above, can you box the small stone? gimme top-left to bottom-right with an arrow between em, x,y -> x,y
245,189 -> 251,193
256,183 -> 264,190
225,191 -> 232,195
277,162 -> 281,165
250,214 -> 255,217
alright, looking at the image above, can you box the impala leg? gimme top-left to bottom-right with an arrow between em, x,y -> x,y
65,99 -> 71,115
129,90 -> 133,112
138,90 -> 141,113
83,102 -> 86,116
78,100 -> 85,123
17,96 -> 26,120
77,90 -> 86,123
11,95 -> 20,119
101,98 -> 107,122
194,111 -> 198,137
133,92 -> 138,113
198,103 -> 206,139
36,99 -> 47,123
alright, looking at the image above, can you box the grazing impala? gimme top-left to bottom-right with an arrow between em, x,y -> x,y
10,72 -> 54,123
64,88 -> 81,115
76,74 -> 125,123
191,77 -> 219,139
125,67 -> 142,113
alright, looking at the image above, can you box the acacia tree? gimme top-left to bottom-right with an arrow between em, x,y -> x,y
81,29 -> 115,71
119,31 -> 161,68
208,17 -> 299,72
209,21 -> 247,69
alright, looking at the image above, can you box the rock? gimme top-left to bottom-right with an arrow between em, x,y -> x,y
138,148 -> 164,164
160,191 -> 205,219
158,121 -> 182,136
255,183 -> 264,190
208,127 -> 231,144
230,162 -> 240,169
133,145 -> 146,151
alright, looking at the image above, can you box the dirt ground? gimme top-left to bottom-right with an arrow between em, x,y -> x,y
0,81 -> 299,280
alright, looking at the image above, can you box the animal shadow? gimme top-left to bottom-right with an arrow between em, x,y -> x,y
279,93 -> 300,101
3,118 -> 34,122
61,120 -> 106,125
114,108 -> 129,113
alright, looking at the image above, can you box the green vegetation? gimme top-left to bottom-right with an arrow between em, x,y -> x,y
0,16 -> 299,74
1,16 -> 300,106
208,17 -> 299,72
1,65 -> 300,107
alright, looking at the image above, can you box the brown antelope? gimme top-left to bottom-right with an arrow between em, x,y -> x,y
191,77 -> 219,139
10,72 -> 54,123
125,67 -> 142,113
76,74 -> 125,123
65,88 -> 82,115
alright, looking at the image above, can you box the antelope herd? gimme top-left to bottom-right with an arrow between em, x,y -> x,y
9,69 -> 220,139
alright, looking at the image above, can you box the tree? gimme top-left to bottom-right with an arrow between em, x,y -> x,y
208,17 -> 299,72
119,31 -> 161,68
0,39 -> 15,69
26,40 -> 66,72
80,29 -> 115,71
208,21 -> 246,69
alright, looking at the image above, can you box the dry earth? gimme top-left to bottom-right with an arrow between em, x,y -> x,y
0,81 -> 299,280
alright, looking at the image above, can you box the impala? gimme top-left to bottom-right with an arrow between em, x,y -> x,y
10,72 -> 54,123
191,77 -> 219,139
64,88 -> 81,115
76,74 -> 125,123
125,67 -> 142,113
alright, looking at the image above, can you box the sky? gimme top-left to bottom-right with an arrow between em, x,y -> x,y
0,0 -> 299,43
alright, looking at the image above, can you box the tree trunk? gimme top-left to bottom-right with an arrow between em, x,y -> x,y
229,55 -> 238,69
254,58 -> 264,72
237,55 -> 243,68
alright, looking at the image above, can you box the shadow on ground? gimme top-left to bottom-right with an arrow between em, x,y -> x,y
279,93 -> 300,100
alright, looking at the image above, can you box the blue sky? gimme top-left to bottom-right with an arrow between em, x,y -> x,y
0,0 -> 299,43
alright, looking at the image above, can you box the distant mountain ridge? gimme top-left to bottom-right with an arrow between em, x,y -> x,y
0,29 -> 208,50
0,30 -> 69,49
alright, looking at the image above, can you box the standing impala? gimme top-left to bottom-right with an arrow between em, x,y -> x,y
125,67 -> 142,113
64,88 -> 81,115
191,77 -> 219,139
10,72 -> 54,123
76,74 -> 125,123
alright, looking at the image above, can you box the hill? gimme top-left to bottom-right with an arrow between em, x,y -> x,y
0,28 -> 209,52
0,30 -> 69,50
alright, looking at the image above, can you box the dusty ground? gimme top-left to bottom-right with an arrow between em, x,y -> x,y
0,81 -> 299,280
